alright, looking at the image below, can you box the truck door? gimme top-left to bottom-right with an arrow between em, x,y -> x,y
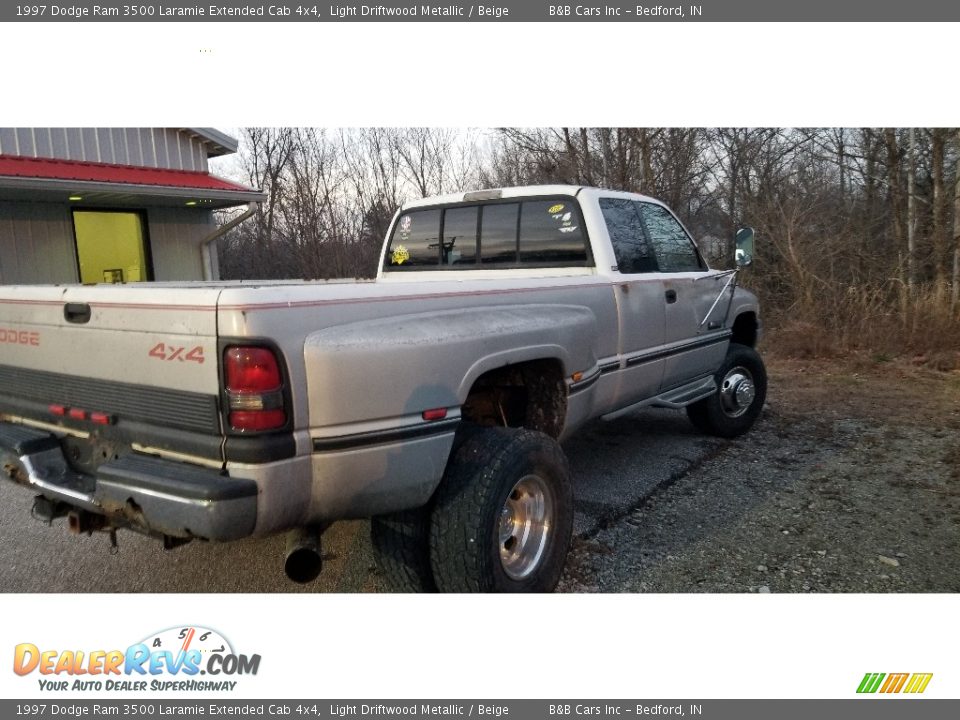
598,198 -> 667,406
635,202 -> 729,391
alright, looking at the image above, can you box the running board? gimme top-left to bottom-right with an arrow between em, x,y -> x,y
600,376 -> 717,422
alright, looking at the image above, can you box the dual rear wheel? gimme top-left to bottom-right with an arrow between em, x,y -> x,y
371,342 -> 767,592
371,426 -> 573,593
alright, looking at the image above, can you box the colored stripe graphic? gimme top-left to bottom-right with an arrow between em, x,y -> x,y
857,672 -> 932,694
857,673 -> 885,693
904,673 -> 933,694
880,673 -> 909,693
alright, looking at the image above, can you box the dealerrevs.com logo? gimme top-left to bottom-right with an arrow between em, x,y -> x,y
13,626 -> 261,692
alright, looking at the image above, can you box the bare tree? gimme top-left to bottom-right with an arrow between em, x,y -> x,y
215,126 -> 960,362
953,129 -> 960,310
907,128 -> 917,293
931,128 -> 947,295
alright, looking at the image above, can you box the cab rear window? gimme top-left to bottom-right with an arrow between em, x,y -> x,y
479,203 -> 519,265
385,209 -> 441,267
385,198 -> 590,270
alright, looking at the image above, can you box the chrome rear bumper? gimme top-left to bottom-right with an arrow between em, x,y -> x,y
0,422 -> 257,542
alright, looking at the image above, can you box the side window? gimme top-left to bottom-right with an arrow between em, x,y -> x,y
480,203 -> 519,264
518,200 -> 588,264
386,209 -> 441,268
442,206 -> 478,265
637,203 -> 704,272
599,198 -> 657,274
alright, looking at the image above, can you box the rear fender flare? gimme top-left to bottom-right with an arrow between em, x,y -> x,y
303,304 -> 598,428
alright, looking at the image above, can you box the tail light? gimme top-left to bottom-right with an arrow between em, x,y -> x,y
224,346 -> 287,432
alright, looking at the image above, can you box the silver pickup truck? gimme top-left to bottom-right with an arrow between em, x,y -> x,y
0,185 -> 765,593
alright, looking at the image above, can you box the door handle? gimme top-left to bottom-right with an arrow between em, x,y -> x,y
664,289 -> 678,304
64,302 -> 91,324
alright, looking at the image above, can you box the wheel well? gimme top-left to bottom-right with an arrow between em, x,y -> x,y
461,359 -> 566,439
731,312 -> 758,348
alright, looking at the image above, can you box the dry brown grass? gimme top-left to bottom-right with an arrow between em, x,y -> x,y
767,356 -> 960,425
763,284 -> 960,371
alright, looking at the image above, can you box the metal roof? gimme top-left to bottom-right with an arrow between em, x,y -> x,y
185,128 -> 239,157
0,154 -> 265,209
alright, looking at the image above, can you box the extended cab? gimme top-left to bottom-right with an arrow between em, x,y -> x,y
0,186 -> 765,592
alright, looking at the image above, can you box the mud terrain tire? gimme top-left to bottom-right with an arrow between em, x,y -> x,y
429,426 -> 573,593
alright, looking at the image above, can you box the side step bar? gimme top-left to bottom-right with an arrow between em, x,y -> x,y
600,375 -> 717,422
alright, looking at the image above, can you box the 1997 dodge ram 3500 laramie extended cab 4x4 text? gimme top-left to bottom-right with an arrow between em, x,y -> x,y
0,186 -> 766,593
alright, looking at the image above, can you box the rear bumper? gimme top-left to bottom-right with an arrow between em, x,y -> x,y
0,422 -> 257,541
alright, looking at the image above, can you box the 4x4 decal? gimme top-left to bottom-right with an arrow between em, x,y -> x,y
148,342 -> 205,364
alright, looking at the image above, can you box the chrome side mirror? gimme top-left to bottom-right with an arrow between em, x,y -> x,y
735,227 -> 755,267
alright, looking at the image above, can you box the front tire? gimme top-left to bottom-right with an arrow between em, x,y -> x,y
687,342 -> 767,438
429,426 -> 573,593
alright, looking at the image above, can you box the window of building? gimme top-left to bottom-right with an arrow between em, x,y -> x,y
73,210 -> 151,283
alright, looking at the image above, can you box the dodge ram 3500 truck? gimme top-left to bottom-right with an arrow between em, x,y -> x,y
0,185 -> 765,593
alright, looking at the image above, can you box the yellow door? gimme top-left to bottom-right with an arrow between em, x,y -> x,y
73,211 -> 149,284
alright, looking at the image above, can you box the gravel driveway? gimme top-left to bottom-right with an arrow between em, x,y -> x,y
559,358 -> 960,592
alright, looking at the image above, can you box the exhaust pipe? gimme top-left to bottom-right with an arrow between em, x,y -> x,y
284,526 -> 323,583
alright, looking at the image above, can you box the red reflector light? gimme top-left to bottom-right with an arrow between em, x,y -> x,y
229,409 -> 286,431
422,408 -> 448,421
49,404 -> 66,416
90,412 -> 112,425
224,346 -> 282,392
68,408 -> 86,421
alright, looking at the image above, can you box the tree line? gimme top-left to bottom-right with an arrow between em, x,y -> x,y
216,127 -> 960,361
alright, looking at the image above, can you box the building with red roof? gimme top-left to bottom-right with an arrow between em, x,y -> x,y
0,128 -> 264,284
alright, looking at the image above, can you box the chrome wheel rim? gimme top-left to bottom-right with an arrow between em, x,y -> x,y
498,474 -> 554,580
720,366 -> 756,418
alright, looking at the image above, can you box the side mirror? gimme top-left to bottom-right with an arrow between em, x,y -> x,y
735,227 -> 755,267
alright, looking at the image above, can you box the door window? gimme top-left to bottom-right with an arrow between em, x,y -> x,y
599,198 -> 657,273
637,203 -> 704,272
